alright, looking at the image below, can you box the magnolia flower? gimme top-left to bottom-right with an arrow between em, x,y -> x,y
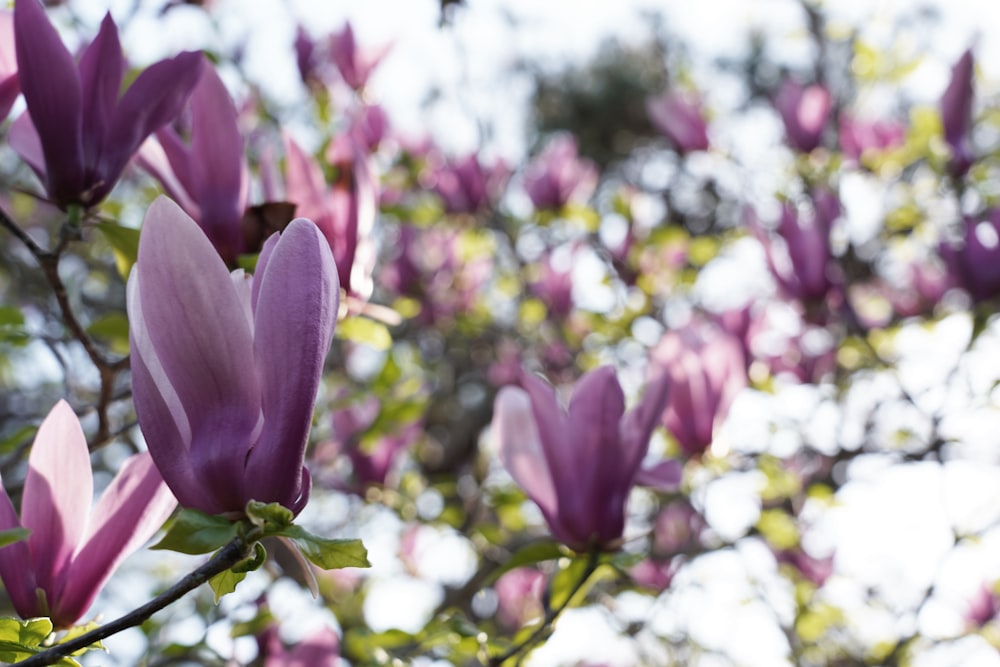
283,133 -> 378,300
774,79 -> 831,153
754,190 -> 842,305
328,21 -> 391,91
0,10 -> 19,121
259,625 -> 341,667
939,211 -> 1000,303
646,91 -> 710,154
492,366 -> 670,551
522,134 -> 599,211
138,57 -> 249,264
10,0 -> 201,209
0,401 -> 176,628
429,152 -> 509,215
128,196 -> 338,516
838,114 -> 905,163
940,48 -> 975,175
653,323 -> 746,457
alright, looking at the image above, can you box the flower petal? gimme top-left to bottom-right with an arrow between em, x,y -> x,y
244,218 -> 337,510
187,59 -> 248,262
22,400 -> 92,596
9,111 -> 45,178
77,13 -> 124,173
100,50 -> 202,199
620,369 -> 670,472
0,478 -> 38,619
493,386 -> 557,518
56,452 -> 176,627
14,0 -> 84,204
134,196 -> 259,513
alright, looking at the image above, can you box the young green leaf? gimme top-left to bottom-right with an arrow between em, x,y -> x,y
0,527 -> 29,549
209,568 -> 247,604
277,525 -> 370,569
151,509 -> 238,555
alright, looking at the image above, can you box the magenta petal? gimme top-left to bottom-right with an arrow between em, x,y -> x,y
0,481 -> 38,619
56,452 -> 176,627
102,50 -> 202,192
135,196 -> 259,512
22,400 -> 92,596
493,386 -> 557,517
517,370 -> 568,472
14,0 -> 84,204
188,60 -> 247,257
620,370 -> 670,472
0,11 -> 19,122
245,218 -> 337,509
135,136 -> 200,218
77,13 -> 124,170
9,112 -> 45,177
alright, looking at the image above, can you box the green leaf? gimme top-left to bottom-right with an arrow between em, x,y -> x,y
0,306 -> 28,346
0,527 -> 29,549
86,313 -> 130,355
245,500 -> 294,534
0,617 -> 80,665
96,222 -> 140,279
151,509 -> 238,555
0,616 -> 50,647
231,542 -> 267,574
336,316 -> 392,350
208,568 -> 247,604
276,525 -> 370,570
59,621 -> 104,656
486,540 -> 564,584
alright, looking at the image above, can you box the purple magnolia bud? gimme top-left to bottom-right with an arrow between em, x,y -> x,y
966,585 -> 1000,629
137,57 -> 249,264
775,79 -> 831,153
0,401 -> 176,628
939,211 -> 1000,303
522,134 -> 599,211
294,25 -> 319,88
529,247 -> 576,319
492,366 -> 670,551
629,557 -> 681,592
646,90 -> 710,154
10,0 -> 201,209
495,568 -> 545,629
754,190 -> 842,305
259,625 -> 341,667
317,393 -> 419,492
652,322 -> 746,458
940,48 -> 975,175
128,196 -> 338,516
774,547 -> 834,587
328,21 -> 391,91
283,133 -> 378,300
0,10 -> 19,121
838,114 -> 905,163
430,152 -> 509,215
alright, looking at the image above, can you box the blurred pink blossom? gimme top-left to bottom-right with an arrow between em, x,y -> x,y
775,79 -> 831,153
522,134 -> 598,211
646,90 -> 710,154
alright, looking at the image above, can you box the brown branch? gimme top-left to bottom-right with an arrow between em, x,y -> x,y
15,536 -> 255,667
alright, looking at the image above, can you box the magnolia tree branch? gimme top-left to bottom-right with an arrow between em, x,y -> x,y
487,550 -> 601,667
0,207 -> 129,445
15,537 -> 253,667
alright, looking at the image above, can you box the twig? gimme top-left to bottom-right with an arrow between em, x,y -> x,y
15,536 -> 254,667
487,549 -> 600,666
